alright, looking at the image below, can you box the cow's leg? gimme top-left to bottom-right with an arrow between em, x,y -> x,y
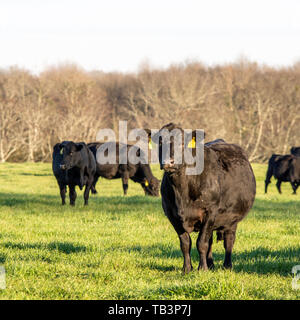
265,164 -> 273,193
91,175 -> 99,194
79,168 -> 85,190
265,180 -> 270,194
59,183 -> 66,205
196,218 -> 215,271
206,235 -> 214,269
69,184 -> 77,206
83,176 -> 93,205
122,172 -> 129,196
196,231 -> 211,271
291,181 -> 298,194
276,180 -> 282,194
223,227 -> 237,269
179,232 -> 193,274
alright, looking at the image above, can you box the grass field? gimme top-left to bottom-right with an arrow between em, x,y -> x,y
0,162 -> 299,300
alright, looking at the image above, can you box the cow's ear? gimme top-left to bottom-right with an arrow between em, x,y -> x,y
185,130 -> 205,148
76,144 -> 84,151
53,143 -> 61,153
54,144 -> 65,154
143,129 -> 153,148
144,129 -> 151,139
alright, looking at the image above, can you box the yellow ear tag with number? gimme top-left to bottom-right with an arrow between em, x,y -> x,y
145,180 -> 149,186
148,138 -> 153,150
60,148 -> 64,155
188,137 -> 196,148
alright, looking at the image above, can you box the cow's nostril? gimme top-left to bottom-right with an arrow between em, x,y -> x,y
163,159 -> 175,166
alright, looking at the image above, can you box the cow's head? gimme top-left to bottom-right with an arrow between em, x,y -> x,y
152,123 -> 203,174
291,147 -> 300,157
142,177 -> 160,197
53,141 -> 71,157
60,141 -> 84,170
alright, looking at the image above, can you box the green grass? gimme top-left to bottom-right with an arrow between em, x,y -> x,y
0,162 -> 299,300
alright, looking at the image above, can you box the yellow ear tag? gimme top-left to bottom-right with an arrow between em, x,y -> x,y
60,148 -> 64,155
145,180 -> 149,186
148,138 -> 153,150
188,137 -> 196,148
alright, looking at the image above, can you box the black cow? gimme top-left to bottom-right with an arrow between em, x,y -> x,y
88,142 -> 160,197
291,147 -> 300,157
205,138 -> 225,146
265,154 -> 300,194
153,123 -> 256,273
52,141 -> 96,205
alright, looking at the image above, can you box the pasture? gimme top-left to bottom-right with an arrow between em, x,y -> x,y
0,162 -> 299,300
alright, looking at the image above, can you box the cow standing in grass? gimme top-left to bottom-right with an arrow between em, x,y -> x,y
265,154 -> 300,194
88,142 -> 160,197
52,141 -> 96,206
153,123 -> 256,273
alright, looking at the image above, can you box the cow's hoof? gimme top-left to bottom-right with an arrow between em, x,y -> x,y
182,265 -> 193,275
223,263 -> 232,270
207,259 -> 215,270
198,265 -> 209,272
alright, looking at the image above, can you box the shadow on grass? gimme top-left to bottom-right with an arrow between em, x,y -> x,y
3,241 -> 87,254
0,254 -> 6,264
0,192 -> 161,212
252,198 -> 300,215
1,192 -> 298,214
124,243 -> 300,276
19,173 -> 52,177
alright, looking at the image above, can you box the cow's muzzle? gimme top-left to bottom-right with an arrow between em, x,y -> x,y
161,159 -> 176,171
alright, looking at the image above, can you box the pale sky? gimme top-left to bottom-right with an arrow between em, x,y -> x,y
1,0 -> 299,74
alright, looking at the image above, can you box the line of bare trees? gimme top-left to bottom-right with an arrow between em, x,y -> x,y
0,60 -> 299,163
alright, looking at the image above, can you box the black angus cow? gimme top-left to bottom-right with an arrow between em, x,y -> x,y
265,154 -> 300,194
291,147 -> 300,157
52,141 -> 96,205
153,123 -> 256,273
88,142 -> 160,197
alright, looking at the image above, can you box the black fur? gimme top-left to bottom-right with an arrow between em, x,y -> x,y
291,147 -> 300,157
88,142 -> 160,197
155,123 -> 256,273
52,141 -> 96,206
265,154 -> 300,194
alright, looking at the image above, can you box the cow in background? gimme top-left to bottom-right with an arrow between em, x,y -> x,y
88,142 -> 160,197
52,141 -> 96,205
265,154 -> 300,194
